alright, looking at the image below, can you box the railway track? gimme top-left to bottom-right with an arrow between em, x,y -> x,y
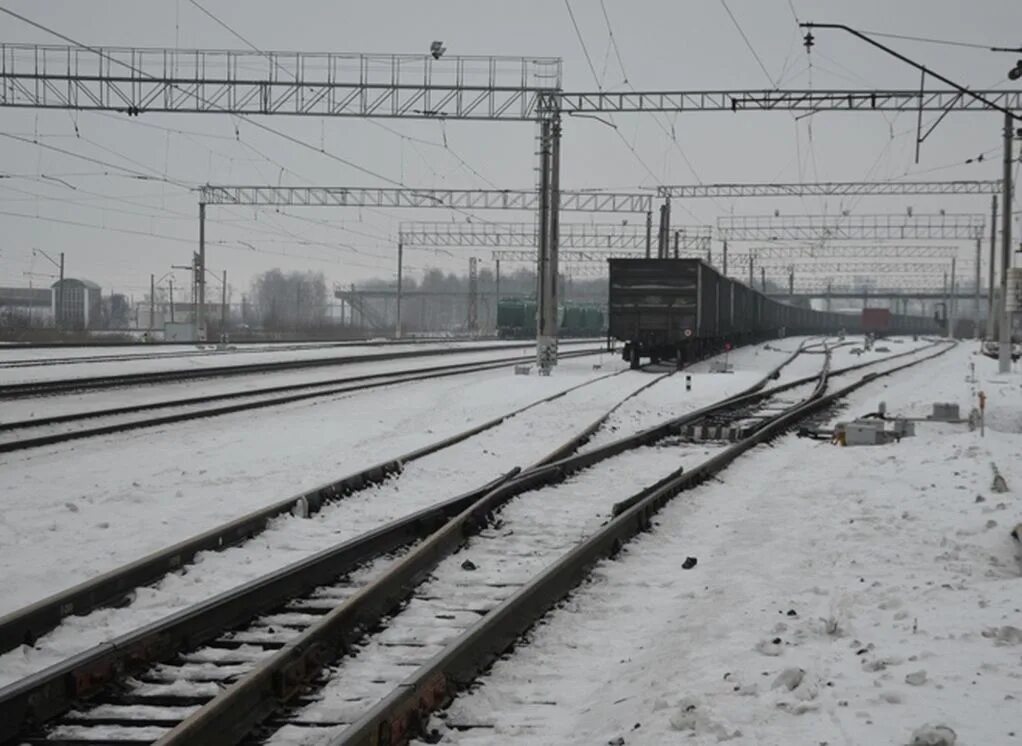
0,341 -> 949,745
0,338 -> 567,370
0,349 -> 601,454
0,341 -> 599,399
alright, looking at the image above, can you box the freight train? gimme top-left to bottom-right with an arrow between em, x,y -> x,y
608,258 -> 938,368
496,299 -> 603,338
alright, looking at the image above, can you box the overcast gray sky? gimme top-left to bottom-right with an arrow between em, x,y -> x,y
0,0 -> 1019,301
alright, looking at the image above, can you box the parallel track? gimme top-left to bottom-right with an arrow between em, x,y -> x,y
0,349 -> 600,454
0,341 -> 598,399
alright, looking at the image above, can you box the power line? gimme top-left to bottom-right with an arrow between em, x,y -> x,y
858,28 -> 1010,51
719,0 -> 778,87
564,0 -> 601,87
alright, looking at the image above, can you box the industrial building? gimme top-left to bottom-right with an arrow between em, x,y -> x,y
51,278 -> 102,330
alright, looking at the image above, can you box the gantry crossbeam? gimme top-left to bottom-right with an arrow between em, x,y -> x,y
656,180 -> 1001,199
727,245 -> 964,260
751,261 -> 970,274
551,89 -> 1022,114
199,186 -> 653,213
0,44 -> 561,120
717,213 -> 985,241
399,222 -> 712,251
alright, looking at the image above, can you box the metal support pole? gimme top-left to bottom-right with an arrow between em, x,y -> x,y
396,241 -> 403,339
197,202 -> 207,342
169,279 -> 175,323
761,267 -> 766,292
788,268 -> 794,297
999,111 -> 1013,373
149,273 -> 155,336
645,210 -> 652,259
722,240 -> 728,276
988,195 -> 997,338
495,258 -> 501,334
826,282 -> 832,312
673,230 -> 680,259
748,255 -> 754,287
220,270 -> 227,342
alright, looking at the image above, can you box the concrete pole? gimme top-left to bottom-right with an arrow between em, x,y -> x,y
975,237 -> 982,320
722,240 -> 728,276
395,241 -> 403,339
197,202 -> 207,342
169,279 -> 175,323
150,273 -> 155,335
949,257 -> 956,338
57,252 -> 64,330
999,110 -> 1013,373
788,268 -> 794,297
761,267 -> 767,292
548,116 -> 561,366
988,195 -> 997,338
645,210 -> 652,259
220,270 -> 227,342
673,230 -> 680,259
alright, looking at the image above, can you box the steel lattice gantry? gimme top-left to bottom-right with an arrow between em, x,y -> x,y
489,249 -> 699,263
725,244 -> 963,260
717,213 -> 985,241
550,89 -> 1022,114
198,185 -> 653,213
655,180 -> 1002,199
0,44 -> 562,119
4,45 -> 1019,117
397,222 -> 712,251
750,261 -> 972,275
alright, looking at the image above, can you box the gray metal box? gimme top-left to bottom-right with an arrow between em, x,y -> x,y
845,419 -> 885,446
931,402 -> 960,421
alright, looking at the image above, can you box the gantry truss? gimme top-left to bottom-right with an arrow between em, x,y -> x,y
0,44 -> 562,120
656,180 -> 1001,199
199,185 -> 652,213
489,249 -> 699,263
2,45 -> 1020,120
551,89 -> 1022,114
750,262 -> 972,275
717,214 -> 985,241
776,276 -> 978,292
726,245 -> 963,260
398,222 -> 712,251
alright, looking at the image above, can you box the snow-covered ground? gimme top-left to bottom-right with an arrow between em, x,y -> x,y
424,341 -> 1022,746
0,338 -> 599,385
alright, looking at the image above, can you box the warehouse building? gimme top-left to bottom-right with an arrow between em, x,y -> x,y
51,278 -> 102,330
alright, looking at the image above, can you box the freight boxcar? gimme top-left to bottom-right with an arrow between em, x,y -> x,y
862,308 -> 892,335
609,257 -> 939,368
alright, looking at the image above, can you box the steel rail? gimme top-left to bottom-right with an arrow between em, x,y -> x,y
336,341 -> 953,745
0,341 -> 596,399
0,362 -> 684,743
0,349 -> 601,454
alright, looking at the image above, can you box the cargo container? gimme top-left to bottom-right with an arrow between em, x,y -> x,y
861,308 -> 892,335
